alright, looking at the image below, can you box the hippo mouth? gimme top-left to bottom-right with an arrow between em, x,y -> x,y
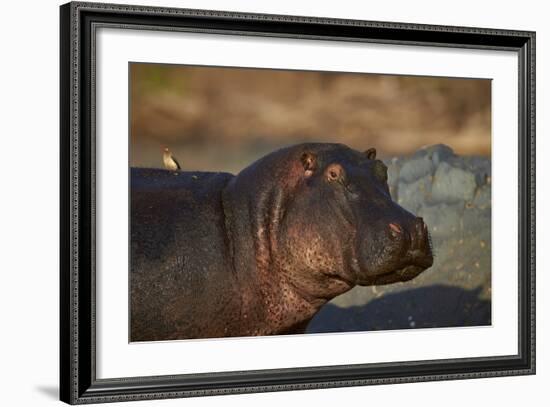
362,265 -> 425,285
353,251 -> 433,286
355,264 -> 427,286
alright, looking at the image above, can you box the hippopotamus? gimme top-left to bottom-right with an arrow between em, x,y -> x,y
130,143 -> 433,341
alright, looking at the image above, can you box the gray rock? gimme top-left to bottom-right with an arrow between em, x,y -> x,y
397,175 -> 432,213
462,206 -> 491,239
399,155 -> 434,183
418,202 -> 464,238
462,156 -> 491,187
431,162 -> 477,203
423,144 -> 455,167
473,185 -> 491,209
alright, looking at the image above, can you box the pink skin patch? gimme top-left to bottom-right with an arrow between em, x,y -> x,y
389,222 -> 402,235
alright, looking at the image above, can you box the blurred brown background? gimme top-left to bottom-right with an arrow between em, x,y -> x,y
130,63 -> 491,173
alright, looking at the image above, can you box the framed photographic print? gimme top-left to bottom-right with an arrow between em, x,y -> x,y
60,1 -> 536,404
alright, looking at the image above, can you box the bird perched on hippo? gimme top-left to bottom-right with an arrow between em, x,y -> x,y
162,146 -> 181,171
130,143 -> 433,341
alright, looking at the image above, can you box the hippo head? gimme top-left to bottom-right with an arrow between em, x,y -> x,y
224,143 -> 433,303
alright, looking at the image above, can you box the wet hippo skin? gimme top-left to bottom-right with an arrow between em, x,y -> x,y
130,143 -> 433,341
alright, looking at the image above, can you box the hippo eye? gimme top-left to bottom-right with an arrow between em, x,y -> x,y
325,163 -> 344,182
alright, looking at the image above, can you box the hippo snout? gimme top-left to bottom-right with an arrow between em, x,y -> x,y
390,217 -> 433,269
356,216 -> 434,286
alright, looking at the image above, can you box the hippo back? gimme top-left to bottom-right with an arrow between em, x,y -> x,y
130,168 -> 237,341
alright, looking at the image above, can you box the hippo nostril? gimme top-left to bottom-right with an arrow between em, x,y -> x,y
389,222 -> 402,238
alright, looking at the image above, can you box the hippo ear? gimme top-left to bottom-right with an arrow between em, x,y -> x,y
300,152 -> 317,176
364,148 -> 377,160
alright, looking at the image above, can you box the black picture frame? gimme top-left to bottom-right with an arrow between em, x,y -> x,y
60,1 -> 536,404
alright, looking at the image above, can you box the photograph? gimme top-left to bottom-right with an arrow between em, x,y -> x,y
129,63 -> 492,342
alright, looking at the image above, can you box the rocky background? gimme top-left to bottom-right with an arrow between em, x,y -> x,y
307,144 -> 491,333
